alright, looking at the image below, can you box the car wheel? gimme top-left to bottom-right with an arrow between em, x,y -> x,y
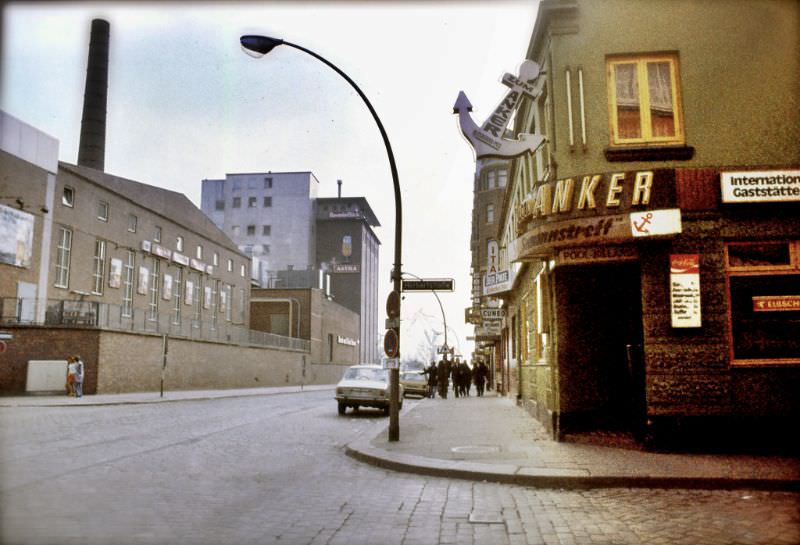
338,402 -> 346,415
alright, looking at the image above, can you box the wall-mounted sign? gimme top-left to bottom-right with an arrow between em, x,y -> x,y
172,252 -> 190,267
108,258 -> 122,288
337,335 -> 358,346
454,60 -> 546,159
556,244 -> 637,266
512,209 -> 682,261
670,254 -> 701,328
752,295 -> 800,312
141,240 -> 152,252
483,270 -> 511,295
721,170 -> 800,203
0,204 -> 34,268
341,235 -> 352,258
402,278 -> 455,292
190,258 -> 206,272
151,243 -> 171,259
329,211 -> 361,219
481,308 -> 506,320
333,263 -> 359,273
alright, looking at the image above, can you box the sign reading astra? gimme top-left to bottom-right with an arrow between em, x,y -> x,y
454,60 -> 546,159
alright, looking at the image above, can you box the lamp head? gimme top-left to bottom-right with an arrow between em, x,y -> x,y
240,35 -> 284,57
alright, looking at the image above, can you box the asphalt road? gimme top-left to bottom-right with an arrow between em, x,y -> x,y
1,390 -> 797,545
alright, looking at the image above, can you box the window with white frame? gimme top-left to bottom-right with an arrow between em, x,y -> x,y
148,259 -> 160,321
92,239 -> 106,295
196,245 -> 203,260
127,214 -> 137,233
172,268 -> 183,326
122,250 -> 135,317
176,236 -> 184,252
97,200 -> 109,222
154,226 -> 162,243
62,186 -> 75,207
486,204 -> 495,224
55,227 -> 72,288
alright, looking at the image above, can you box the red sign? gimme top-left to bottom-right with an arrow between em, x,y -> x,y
383,329 -> 399,358
670,254 -> 699,274
753,296 -> 800,312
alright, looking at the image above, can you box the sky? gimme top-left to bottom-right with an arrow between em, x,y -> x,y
1,0 -> 539,362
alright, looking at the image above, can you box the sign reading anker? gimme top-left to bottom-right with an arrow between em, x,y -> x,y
721,170 -> 800,203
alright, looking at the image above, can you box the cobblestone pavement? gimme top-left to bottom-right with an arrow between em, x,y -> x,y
1,390 -> 798,545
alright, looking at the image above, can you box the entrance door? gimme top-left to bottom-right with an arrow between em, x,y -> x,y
557,262 -> 644,432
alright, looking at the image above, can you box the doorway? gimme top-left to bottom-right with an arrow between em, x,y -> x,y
556,261 -> 645,432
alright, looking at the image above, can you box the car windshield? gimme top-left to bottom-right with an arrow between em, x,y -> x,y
402,372 -> 423,380
343,367 -> 388,382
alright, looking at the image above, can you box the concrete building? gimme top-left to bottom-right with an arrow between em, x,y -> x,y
201,172 -> 319,287
465,0 -> 800,446
201,174 -> 382,364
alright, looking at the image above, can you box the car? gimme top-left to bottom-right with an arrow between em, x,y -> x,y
335,365 -> 404,416
400,370 -> 428,398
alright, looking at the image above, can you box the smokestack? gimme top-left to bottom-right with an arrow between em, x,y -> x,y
337,179 -> 342,198
78,19 -> 110,171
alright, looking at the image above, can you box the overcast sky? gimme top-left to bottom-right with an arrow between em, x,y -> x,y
1,1 -> 538,361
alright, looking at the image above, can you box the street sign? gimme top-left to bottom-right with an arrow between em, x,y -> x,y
385,317 -> 400,329
481,308 -> 506,319
383,328 -> 399,358
386,290 -> 401,318
401,278 -> 455,292
0,332 -> 13,341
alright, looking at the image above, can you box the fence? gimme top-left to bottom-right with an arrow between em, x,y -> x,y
0,297 -> 309,352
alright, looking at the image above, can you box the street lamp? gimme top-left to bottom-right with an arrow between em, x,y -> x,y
240,35 -> 403,441
402,272 -> 450,355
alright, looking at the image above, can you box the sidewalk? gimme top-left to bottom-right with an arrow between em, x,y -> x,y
346,392 -> 800,491
0,384 -> 334,407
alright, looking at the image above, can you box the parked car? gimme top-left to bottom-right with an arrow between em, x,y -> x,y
336,365 -> 404,416
400,370 -> 428,398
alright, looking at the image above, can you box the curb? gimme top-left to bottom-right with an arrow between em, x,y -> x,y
345,425 -> 800,492
0,385 -> 335,408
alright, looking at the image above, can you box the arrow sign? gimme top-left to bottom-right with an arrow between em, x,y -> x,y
454,60 -> 547,159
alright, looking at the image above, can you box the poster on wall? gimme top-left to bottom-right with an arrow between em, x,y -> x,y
137,266 -> 149,295
162,274 -> 173,300
670,254 -> 701,328
108,258 -> 123,288
0,204 -> 34,268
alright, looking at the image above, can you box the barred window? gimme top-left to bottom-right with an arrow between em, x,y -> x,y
92,239 -> 106,295
55,227 -> 72,289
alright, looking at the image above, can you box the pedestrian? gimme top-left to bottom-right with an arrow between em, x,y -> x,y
423,360 -> 437,398
65,356 -> 76,396
459,360 -> 471,397
451,358 -> 461,398
437,357 -> 449,399
473,361 -> 488,397
72,355 -> 85,398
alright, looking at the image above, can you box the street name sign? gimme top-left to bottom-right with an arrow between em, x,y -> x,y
401,278 -> 455,292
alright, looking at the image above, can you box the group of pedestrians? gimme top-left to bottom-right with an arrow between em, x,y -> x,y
422,358 -> 489,400
65,355 -> 85,398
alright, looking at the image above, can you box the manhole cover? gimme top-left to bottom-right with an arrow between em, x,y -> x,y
451,445 -> 501,454
469,512 -> 504,524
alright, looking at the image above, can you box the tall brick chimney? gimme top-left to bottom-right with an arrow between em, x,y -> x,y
77,18 -> 110,171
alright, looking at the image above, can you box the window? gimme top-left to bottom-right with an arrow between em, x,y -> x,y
240,264 -> 246,277
148,259 -> 160,321
196,245 -> 203,260
262,225 -> 271,236
248,196 -> 257,208
92,239 -> 106,295
213,252 -> 219,266
225,284 -> 233,322
54,227 -> 72,288
97,200 -> 109,222
263,196 -> 272,207
154,226 -> 162,243
264,177 -> 273,189
227,259 -> 233,272
607,53 -> 684,145
263,244 -> 270,254
172,268 -> 183,326
232,197 -> 241,208
210,279 -> 219,330
62,186 -> 75,207
726,241 -> 800,365
176,236 -> 184,252
232,179 -> 242,191
486,204 -> 495,224
215,200 -> 225,211
127,214 -> 138,233
481,168 -> 508,191
246,225 -> 256,236
122,250 -> 135,317
232,225 -> 241,237
193,276 -> 202,326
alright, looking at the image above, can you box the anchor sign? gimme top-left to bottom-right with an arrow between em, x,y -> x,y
633,212 -> 654,234
454,60 -> 547,159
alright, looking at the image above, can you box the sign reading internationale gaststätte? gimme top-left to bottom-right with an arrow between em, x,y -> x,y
721,170 -> 800,203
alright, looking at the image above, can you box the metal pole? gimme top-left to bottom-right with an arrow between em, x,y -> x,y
278,41 -> 403,441
160,334 -> 168,398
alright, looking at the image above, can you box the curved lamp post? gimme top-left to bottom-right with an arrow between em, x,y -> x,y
402,272 -> 449,356
240,35 -> 403,441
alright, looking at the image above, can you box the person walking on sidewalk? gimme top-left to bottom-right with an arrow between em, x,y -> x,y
473,360 -> 488,397
437,357 -> 450,399
422,360 -> 437,398
72,355 -> 85,398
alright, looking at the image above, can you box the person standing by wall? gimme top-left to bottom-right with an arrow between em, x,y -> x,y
65,356 -> 76,396
72,355 -> 85,398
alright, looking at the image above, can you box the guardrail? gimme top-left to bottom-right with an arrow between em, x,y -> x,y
0,297 -> 309,352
